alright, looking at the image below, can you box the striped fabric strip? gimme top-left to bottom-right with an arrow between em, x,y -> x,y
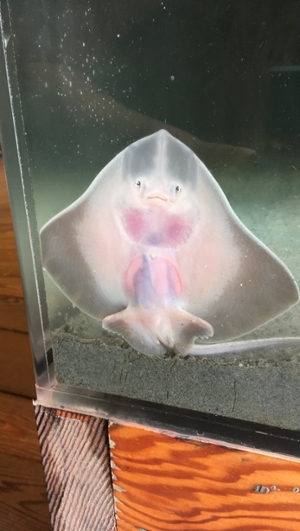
35,405 -> 116,531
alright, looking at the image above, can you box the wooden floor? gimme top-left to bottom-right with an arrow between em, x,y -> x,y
0,157 -> 52,530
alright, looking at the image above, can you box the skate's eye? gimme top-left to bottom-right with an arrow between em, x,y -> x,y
135,180 -> 141,188
175,185 -> 181,193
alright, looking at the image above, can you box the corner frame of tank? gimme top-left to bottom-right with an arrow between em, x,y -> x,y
0,0 -> 54,390
2,1 -> 300,463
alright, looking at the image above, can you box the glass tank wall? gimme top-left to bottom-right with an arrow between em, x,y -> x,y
1,0 -> 300,436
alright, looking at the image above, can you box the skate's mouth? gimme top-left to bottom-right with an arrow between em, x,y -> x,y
147,192 -> 169,203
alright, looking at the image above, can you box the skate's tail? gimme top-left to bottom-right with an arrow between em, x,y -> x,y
102,306 -> 213,356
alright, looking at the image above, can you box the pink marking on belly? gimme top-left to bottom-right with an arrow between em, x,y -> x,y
123,208 -> 193,248
123,254 -> 144,295
166,215 -> 192,246
124,253 -> 184,305
123,210 -> 147,241
150,256 -> 183,297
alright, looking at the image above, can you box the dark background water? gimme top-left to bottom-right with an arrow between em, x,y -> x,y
9,0 -> 300,174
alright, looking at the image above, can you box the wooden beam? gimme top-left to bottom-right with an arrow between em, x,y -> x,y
110,422 -> 300,531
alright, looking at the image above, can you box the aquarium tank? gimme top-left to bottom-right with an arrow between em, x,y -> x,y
1,0 -> 300,449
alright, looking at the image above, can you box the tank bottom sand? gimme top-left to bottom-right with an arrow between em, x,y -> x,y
52,312 -> 300,432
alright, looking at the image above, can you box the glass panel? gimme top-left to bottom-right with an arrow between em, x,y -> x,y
2,0 -> 300,431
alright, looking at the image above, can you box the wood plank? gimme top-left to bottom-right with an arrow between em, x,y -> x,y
35,405 -> 116,531
0,150 -> 49,529
0,328 -> 35,398
0,157 -> 34,398
0,276 -> 25,298
0,158 -> 26,304
0,391 -> 51,531
0,294 -> 30,332
109,423 -> 300,531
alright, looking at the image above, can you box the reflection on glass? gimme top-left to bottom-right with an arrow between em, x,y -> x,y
3,1 -> 300,430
